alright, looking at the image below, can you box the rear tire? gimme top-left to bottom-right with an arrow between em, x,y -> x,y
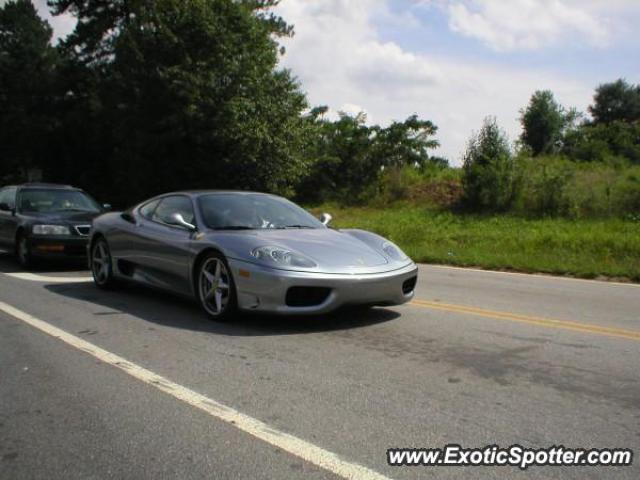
196,252 -> 237,321
91,238 -> 117,289
16,232 -> 33,269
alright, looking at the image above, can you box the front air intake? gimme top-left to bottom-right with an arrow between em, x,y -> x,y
285,287 -> 331,307
402,276 -> 417,294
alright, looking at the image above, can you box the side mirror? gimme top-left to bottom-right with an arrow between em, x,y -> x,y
0,202 -> 11,212
103,203 -> 112,211
320,212 -> 332,226
168,212 -> 196,231
120,211 -> 135,224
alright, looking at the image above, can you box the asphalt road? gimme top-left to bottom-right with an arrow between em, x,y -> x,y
0,251 -> 638,479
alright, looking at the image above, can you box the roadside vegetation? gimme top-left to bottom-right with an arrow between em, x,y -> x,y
317,204 -> 640,281
1,0 -> 639,279
303,82 -> 640,280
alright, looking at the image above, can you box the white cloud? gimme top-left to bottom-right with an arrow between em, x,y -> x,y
338,103 -> 371,121
276,0 -> 594,163
32,0 -> 76,43
28,0 -> 610,163
446,0 -> 609,51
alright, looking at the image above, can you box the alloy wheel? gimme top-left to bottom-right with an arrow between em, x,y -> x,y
92,240 -> 112,286
199,257 -> 231,316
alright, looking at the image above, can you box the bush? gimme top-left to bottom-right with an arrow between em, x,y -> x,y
513,156 -> 574,216
377,163 -> 463,207
512,156 -> 640,218
611,166 -> 640,215
563,121 -> 640,164
462,117 -> 516,212
378,165 -> 423,202
562,165 -> 618,217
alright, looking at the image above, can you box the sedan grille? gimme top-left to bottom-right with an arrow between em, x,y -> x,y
74,225 -> 91,236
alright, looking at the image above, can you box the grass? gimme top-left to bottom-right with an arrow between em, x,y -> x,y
313,204 -> 640,281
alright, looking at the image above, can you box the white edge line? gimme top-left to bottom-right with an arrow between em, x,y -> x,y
4,272 -> 92,283
422,264 -> 640,288
0,301 -> 390,480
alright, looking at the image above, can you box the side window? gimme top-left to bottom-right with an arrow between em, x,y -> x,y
152,196 -> 195,226
0,187 -> 16,209
139,199 -> 160,220
7,188 -> 16,208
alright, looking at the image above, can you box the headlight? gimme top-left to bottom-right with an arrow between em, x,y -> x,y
382,241 -> 408,261
32,225 -> 71,236
251,246 -> 317,268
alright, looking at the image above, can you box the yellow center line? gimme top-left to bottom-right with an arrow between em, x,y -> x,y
410,299 -> 640,342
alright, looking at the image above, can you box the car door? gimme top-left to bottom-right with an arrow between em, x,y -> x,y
127,195 -> 197,295
108,198 -> 161,267
0,187 -> 18,247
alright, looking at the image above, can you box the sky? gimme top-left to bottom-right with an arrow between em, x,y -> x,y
29,0 -> 640,164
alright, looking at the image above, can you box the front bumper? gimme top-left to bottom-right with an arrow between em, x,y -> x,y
29,235 -> 89,258
228,259 -> 418,315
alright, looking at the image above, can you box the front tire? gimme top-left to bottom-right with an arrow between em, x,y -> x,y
16,233 -> 33,269
91,238 -> 117,289
197,252 -> 237,321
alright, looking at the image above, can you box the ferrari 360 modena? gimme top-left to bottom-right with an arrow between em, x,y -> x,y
89,191 -> 418,320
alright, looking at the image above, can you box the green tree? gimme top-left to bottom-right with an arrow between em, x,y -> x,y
0,0 -> 58,182
44,56 -> 114,200
48,0 -> 308,205
519,90 -> 577,156
589,79 -> 640,125
462,117 -> 515,211
297,112 -> 440,204
563,121 -> 640,164
372,115 -> 439,168
297,112 -> 377,203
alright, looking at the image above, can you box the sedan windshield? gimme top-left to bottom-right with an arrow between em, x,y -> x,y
19,189 -> 102,213
198,193 -> 324,230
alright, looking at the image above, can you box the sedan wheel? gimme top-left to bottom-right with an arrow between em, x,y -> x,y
91,238 -> 116,289
198,254 -> 236,320
16,234 -> 32,268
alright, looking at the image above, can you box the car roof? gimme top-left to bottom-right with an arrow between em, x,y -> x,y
158,190 -> 275,198
17,183 -> 79,190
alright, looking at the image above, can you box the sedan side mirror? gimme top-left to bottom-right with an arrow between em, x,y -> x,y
320,212 -> 332,226
168,212 -> 196,231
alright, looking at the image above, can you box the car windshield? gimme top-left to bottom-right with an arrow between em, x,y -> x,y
198,193 -> 324,230
19,189 -> 102,213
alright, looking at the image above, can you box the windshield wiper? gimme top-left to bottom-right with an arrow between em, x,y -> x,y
281,225 -> 315,229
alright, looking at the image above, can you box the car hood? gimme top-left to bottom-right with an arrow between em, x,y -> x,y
22,211 -> 99,223
207,228 -> 410,274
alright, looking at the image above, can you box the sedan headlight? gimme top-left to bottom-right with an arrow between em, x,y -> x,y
32,225 -> 71,236
251,246 -> 317,268
382,241 -> 408,261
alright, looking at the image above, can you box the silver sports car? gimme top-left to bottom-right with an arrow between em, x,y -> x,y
89,191 -> 418,320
